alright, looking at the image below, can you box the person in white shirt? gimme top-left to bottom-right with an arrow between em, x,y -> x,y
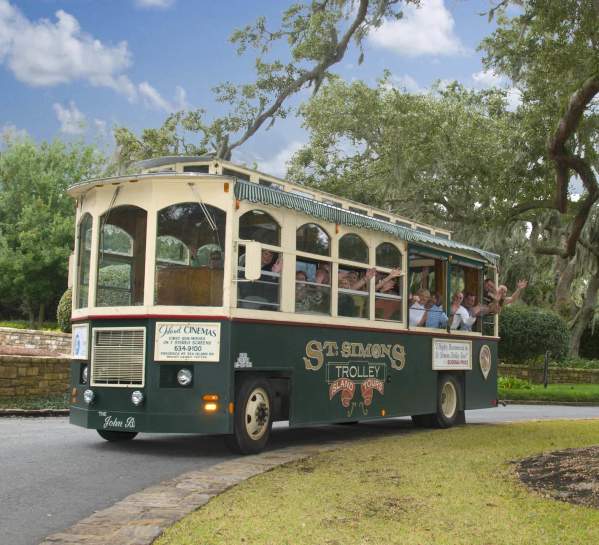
450,291 -> 476,331
409,288 -> 430,327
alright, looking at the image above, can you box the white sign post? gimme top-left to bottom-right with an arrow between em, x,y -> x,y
154,322 -> 221,362
432,339 -> 472,371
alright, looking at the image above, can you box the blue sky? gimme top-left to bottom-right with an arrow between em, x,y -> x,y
0,0 -> 513,174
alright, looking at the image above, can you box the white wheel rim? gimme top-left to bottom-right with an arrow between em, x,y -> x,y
244,387 -> 270,440
441,381 -> 457,419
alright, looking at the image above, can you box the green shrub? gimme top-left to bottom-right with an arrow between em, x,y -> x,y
498,376 -> 532,390
56,288 -> 72,333
498,305 -> 569,364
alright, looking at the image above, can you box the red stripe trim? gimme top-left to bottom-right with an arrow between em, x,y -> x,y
71,314 -> 498,341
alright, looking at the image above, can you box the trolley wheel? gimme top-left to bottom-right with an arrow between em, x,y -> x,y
97,430 -> 138,442
433,374 -> 462,428
226,378 -> 273,455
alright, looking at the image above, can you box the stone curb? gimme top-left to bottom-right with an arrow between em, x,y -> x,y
501,399 -> 599,407
38,442 -> 342,545
0,408 -> 70,417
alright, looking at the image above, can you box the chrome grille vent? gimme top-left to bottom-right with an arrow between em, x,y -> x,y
91,328 -> 146,387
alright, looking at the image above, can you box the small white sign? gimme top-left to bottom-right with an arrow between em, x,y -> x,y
72,324 -> 89,360
432,339 -> 472,371
155,322 -> 221,362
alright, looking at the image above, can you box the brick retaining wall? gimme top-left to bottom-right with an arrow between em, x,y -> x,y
0,355 -> 70,397
0,327 -> 71,355
499,364 -> 599,384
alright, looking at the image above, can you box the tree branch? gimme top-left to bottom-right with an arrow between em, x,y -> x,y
547,74 -> 599,213
222,0 -> 371,159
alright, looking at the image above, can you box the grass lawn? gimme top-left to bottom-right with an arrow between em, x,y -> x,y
0,394 -> 69,410
157,421 -> 599,545
500,383 -> 599,403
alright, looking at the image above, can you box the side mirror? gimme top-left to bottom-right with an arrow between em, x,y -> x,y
244,241 -> 262,281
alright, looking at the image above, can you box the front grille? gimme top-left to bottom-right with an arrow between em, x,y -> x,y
91,328 -> 146,387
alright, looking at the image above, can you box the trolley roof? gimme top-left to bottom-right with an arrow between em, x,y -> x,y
67,156 -> 499,265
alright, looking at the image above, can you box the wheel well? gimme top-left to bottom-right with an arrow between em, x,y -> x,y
234,372 -> 290,422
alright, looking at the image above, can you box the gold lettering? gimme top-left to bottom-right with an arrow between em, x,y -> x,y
391,344 -> 406,371
341,341 -> 352,358
303,340 -> 324,371
323,341 -> 339,357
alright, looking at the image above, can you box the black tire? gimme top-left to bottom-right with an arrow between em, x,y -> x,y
432,374 -> 462,428
226,378 -> 273,455
97,429 -> 138,442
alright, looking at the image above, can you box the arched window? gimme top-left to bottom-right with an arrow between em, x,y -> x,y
339,234 -> 368,263
296,223 -> 330,256
75,213 -> 93,309
376,242 -> 402,269
97,205 -> 147,307
239,210 -> 280,246
155,202 -> 226,306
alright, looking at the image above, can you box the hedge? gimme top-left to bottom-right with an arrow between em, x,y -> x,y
498,305 -> 569,363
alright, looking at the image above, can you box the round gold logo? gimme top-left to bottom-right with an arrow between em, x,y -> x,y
479,345 -> 492,380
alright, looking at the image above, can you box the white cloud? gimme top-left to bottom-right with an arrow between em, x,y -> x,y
254,141 -> 304,178
0,123 -> 29,144
0,0 -> 136,100
53,101 -> 86,134
386,74 -> 423,93
94,118 -> 107,135
138,81 -> 188,112
472,69 -> 504,88
471,69 -> 522,111
135,0 -> 174,8
369,0 -> 465,57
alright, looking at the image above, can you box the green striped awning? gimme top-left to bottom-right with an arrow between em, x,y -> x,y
234,180 -> 499,265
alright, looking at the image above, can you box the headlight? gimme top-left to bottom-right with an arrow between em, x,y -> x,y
131,390 -> 144,406
83,389 -> 95,404
81,365 -> 89,384
177,368 -> 193,386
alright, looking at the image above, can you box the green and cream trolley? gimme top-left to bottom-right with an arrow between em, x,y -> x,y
68,156 -> 499,453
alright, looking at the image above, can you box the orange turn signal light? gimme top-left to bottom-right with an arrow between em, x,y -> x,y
202,394 -> 219,402
381,409 -> 386,417
204,402 -> 218,413
224,182 -> 230,193
228,402 -> 234,414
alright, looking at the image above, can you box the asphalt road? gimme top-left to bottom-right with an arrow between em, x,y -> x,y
1,405 -> 599,545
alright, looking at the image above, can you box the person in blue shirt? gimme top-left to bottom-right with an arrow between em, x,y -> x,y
425,292 -> 448,329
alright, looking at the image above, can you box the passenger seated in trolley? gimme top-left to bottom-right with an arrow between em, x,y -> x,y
295,261 -> 330,314
450,291 -> 477,331
237,248 -> 282,310
425,292 -> 448,328
374,267 -> 403,321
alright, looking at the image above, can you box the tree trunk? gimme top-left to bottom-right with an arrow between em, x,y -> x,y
568,273 -> 599,357
555,256 -> 577,317
37,303 -> 45,329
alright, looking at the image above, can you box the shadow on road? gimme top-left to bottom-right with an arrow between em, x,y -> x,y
86,417 -> 419,459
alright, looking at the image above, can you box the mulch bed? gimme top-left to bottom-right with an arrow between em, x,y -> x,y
515,446 -> 599,509
0,346 -> 67,357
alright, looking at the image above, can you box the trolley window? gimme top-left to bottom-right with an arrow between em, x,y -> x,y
76,213 -> 93,309
154,202 -> 226,306
97,205 -> 147,307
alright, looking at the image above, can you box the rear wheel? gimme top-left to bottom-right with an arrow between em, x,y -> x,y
226,378 -> 272,454
97,430 -> 138,442
411,375 -> 463,429
433,374 -> 462,428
